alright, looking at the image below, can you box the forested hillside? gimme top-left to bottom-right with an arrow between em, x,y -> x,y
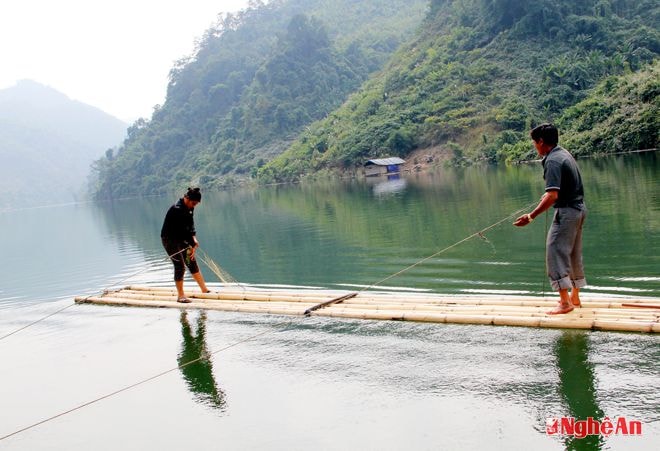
558,60 -> 658,156
92,0 -> 427,198
260,0 -> 659,182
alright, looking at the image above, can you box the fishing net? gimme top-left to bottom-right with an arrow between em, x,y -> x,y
197,249 -> 238,284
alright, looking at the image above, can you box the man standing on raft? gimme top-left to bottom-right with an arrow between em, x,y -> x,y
514,124 -> 587,315
161,187 -> 210,303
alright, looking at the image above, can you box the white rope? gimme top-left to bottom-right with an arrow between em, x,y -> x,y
304,201 -> 539,313
0,202 -> 543,440
357,201 -> 538,293
0,316 -> 295,442
0,247 -> 189,343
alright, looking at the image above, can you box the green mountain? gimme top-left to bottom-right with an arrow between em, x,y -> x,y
558,60 -> 659,156
260,0 -> 659,182
93,0 -> 658,195
0,80 -> 127,209
92,0 -> 427,199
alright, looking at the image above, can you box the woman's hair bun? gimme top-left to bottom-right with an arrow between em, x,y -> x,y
185,187 -> 202,202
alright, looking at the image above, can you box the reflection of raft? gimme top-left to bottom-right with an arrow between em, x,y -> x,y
74,285 -> 660,333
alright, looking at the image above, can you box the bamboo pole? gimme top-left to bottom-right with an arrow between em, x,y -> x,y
83,289 -> 660,321
119,287 -> 650,311
74,287 -> 660,334
123,285 -> 656,307
323,304 -> 658,321
77,295 -> 657,322
76,296 -> 309,315
311,309 -> 657,333
114,291 -> 331,304
304,292 -> 359,315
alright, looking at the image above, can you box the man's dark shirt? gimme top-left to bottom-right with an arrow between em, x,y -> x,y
542,146 -> 585,209
161,198 -> 196,243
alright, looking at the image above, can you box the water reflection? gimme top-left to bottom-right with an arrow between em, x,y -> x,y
81,153 -> 659,297
370,175 -> 408,197
178,311 -> 226,411
554,331 -> 604,450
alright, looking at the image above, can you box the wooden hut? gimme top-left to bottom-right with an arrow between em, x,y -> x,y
364,157 -> 406,177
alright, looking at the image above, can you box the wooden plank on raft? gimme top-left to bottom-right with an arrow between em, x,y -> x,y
622,303 -> 660,309
303,292 -> 359,315
73,285 -> 660,334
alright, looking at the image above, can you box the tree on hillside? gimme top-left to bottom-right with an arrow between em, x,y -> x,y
260,0 -> 659,182
91,0 -> 427,198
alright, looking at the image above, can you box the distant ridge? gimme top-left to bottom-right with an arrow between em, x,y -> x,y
0,80 -> 127,209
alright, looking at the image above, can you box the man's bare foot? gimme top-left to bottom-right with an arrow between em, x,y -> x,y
547,303 -> 574,315
570,290 -> 581,307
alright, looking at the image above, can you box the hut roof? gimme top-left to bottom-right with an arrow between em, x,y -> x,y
364,157 -> 406,167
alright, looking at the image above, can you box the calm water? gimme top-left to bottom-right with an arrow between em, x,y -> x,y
0,153 -> 658,450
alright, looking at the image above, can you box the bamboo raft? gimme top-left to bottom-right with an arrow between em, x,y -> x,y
74,285 -> 660,333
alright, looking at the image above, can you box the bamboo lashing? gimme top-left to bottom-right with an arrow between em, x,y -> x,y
75,285 -> 660,333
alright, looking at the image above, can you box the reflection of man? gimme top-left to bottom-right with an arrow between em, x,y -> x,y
178,311 -> 226,410
554,331 -> 603,450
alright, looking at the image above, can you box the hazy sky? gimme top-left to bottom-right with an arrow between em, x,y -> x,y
1,0 -> 251,123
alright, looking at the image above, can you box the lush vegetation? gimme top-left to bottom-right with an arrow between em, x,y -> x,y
259,0 -> 659,182
558,60 -> 659,156
91,0 -> 427,199
92,0 -> 658,195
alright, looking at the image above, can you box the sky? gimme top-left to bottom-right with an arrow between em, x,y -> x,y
1,0 -> 251,123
